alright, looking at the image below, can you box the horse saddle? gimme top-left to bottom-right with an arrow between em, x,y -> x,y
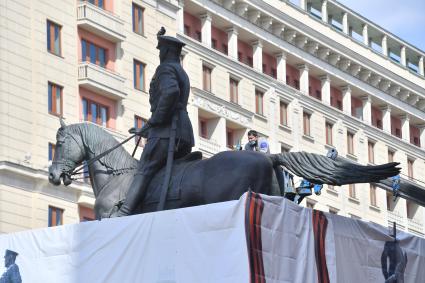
142,151 -> 203,208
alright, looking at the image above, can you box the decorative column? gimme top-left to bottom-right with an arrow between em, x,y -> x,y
321,0 -> 328,23
381,35 -> 388,57
400,46 -> 407,67
177,0 -> 185,33
361,95 -> 372,124
342,12 -> 349,35
227,26 -> 238,60
275,52 -> 287,83
381,105 -> 392,133
400,115 -> 410,141
341,85 -> 351,115
252,40 -> 263,72
362,24 -> 369,46
320,74 -> 331,105
419,56 -> 424,76
200,12 -> 212,47
297,64 -> 309,94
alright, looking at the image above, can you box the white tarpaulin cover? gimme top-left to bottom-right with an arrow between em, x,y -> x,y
1,192 -> 424,283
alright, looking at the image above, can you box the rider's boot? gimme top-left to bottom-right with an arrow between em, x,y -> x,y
111,174 -> 149,217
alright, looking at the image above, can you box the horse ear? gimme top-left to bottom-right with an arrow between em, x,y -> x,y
59,118 -> 67,128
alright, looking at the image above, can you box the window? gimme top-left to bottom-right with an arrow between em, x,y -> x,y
368,141 -> 375,164
280,101 -> 288,126
134,60 -> 146,91
271,68 -> 277,79
202,65 -> 212,92
294,79 -> 300,90
48,206 -> 64,227
303,112 -> 311,136
199,119 -> 208,138
226,128 -> 234,149
211,39 -> 217,49
347,132 -> 354,155
407,159 -> 414,179
195,31 -> 201,42
315,90 -> 322,100
134,115 -> 147,147
88,0 -> 105,8
82,39 -> 107,68
386,192 -> 394,211
48,143 -> 56,161
48,82 -> 63,116
348,184 -> 356,199
229,78 -> 238,104
237,52 -> 242,62
47,20 -> 61,56
388,150 -> 394,162
255,90 -> 264,115
325,122 -> 333,145
82,98 -> 109,127
222,44 -> 228,54
406,200 -> 416,219
247,56 -> 253,67
184,25 -> 190,36
132,3 -> 144,35
370,185 -> 377,207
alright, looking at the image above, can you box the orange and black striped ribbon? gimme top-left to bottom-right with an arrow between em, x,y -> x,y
245,191 -> 266,283
313,210 -> 330,283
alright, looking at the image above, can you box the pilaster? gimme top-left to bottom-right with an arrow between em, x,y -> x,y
342,12 -> 349,34
361,95 -> 372,125
419,56 -> 424,76
419,125 -> 425,149
362,24 -> 369,46
297,64 -> 309,94
320,74 -> 331,105
400,115 -> 410,141
321,0 -> 328,23
381,105 -> 392,133
275,52 -> 287,83
252,40 -> 263,72
226,26 -> 238,60
200,12 -> 212,47
177,0 -> 185,33
381,35 -> 388,57
341,85 -> 351,115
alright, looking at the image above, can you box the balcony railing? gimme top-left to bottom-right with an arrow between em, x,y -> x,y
77,2 -> 125,42
78,62 -> 126,100
198,137 -> 221,157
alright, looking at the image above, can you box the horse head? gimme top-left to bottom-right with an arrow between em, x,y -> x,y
48,119 -> 86,186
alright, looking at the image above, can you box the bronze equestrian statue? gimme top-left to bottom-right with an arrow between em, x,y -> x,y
48,29 -> 400,219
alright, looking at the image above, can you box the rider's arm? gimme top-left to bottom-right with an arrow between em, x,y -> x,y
149,65 -> 179,126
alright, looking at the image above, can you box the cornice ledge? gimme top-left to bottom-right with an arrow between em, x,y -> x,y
191,87 -> 254,126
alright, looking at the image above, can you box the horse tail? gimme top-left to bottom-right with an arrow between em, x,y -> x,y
269,152 -> 400,186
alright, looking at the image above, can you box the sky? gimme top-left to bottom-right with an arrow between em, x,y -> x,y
334,0 -> 425,51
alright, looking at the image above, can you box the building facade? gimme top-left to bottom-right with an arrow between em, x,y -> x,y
1,0 -> 425,236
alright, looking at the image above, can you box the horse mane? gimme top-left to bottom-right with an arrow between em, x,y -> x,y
67,123 -> 137,173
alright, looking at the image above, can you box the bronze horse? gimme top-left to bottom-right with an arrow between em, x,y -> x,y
48,122 -> 400,219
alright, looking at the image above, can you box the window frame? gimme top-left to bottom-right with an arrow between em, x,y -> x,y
133,59 -> 146,91
348,184 -> 356,199
255,89 -> 264,116
368,141 -> 375,164
202,65 -> 212,92
134,115 -> 147,147
279,101 -> 288,126
47,20 -> 62,56
325,122 -> 333,145
48,206 -> 64,227
347,132 -> 354,155
48,143 -> 56,161
370,184 -> 377,207
303,112 -> 311,136
229,77 -> 239,104
48,82 -> 63,116
132,3 -> 144,36
81,39 -> 108,68
88,0 -> 105,9
82,97 -> 110,127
